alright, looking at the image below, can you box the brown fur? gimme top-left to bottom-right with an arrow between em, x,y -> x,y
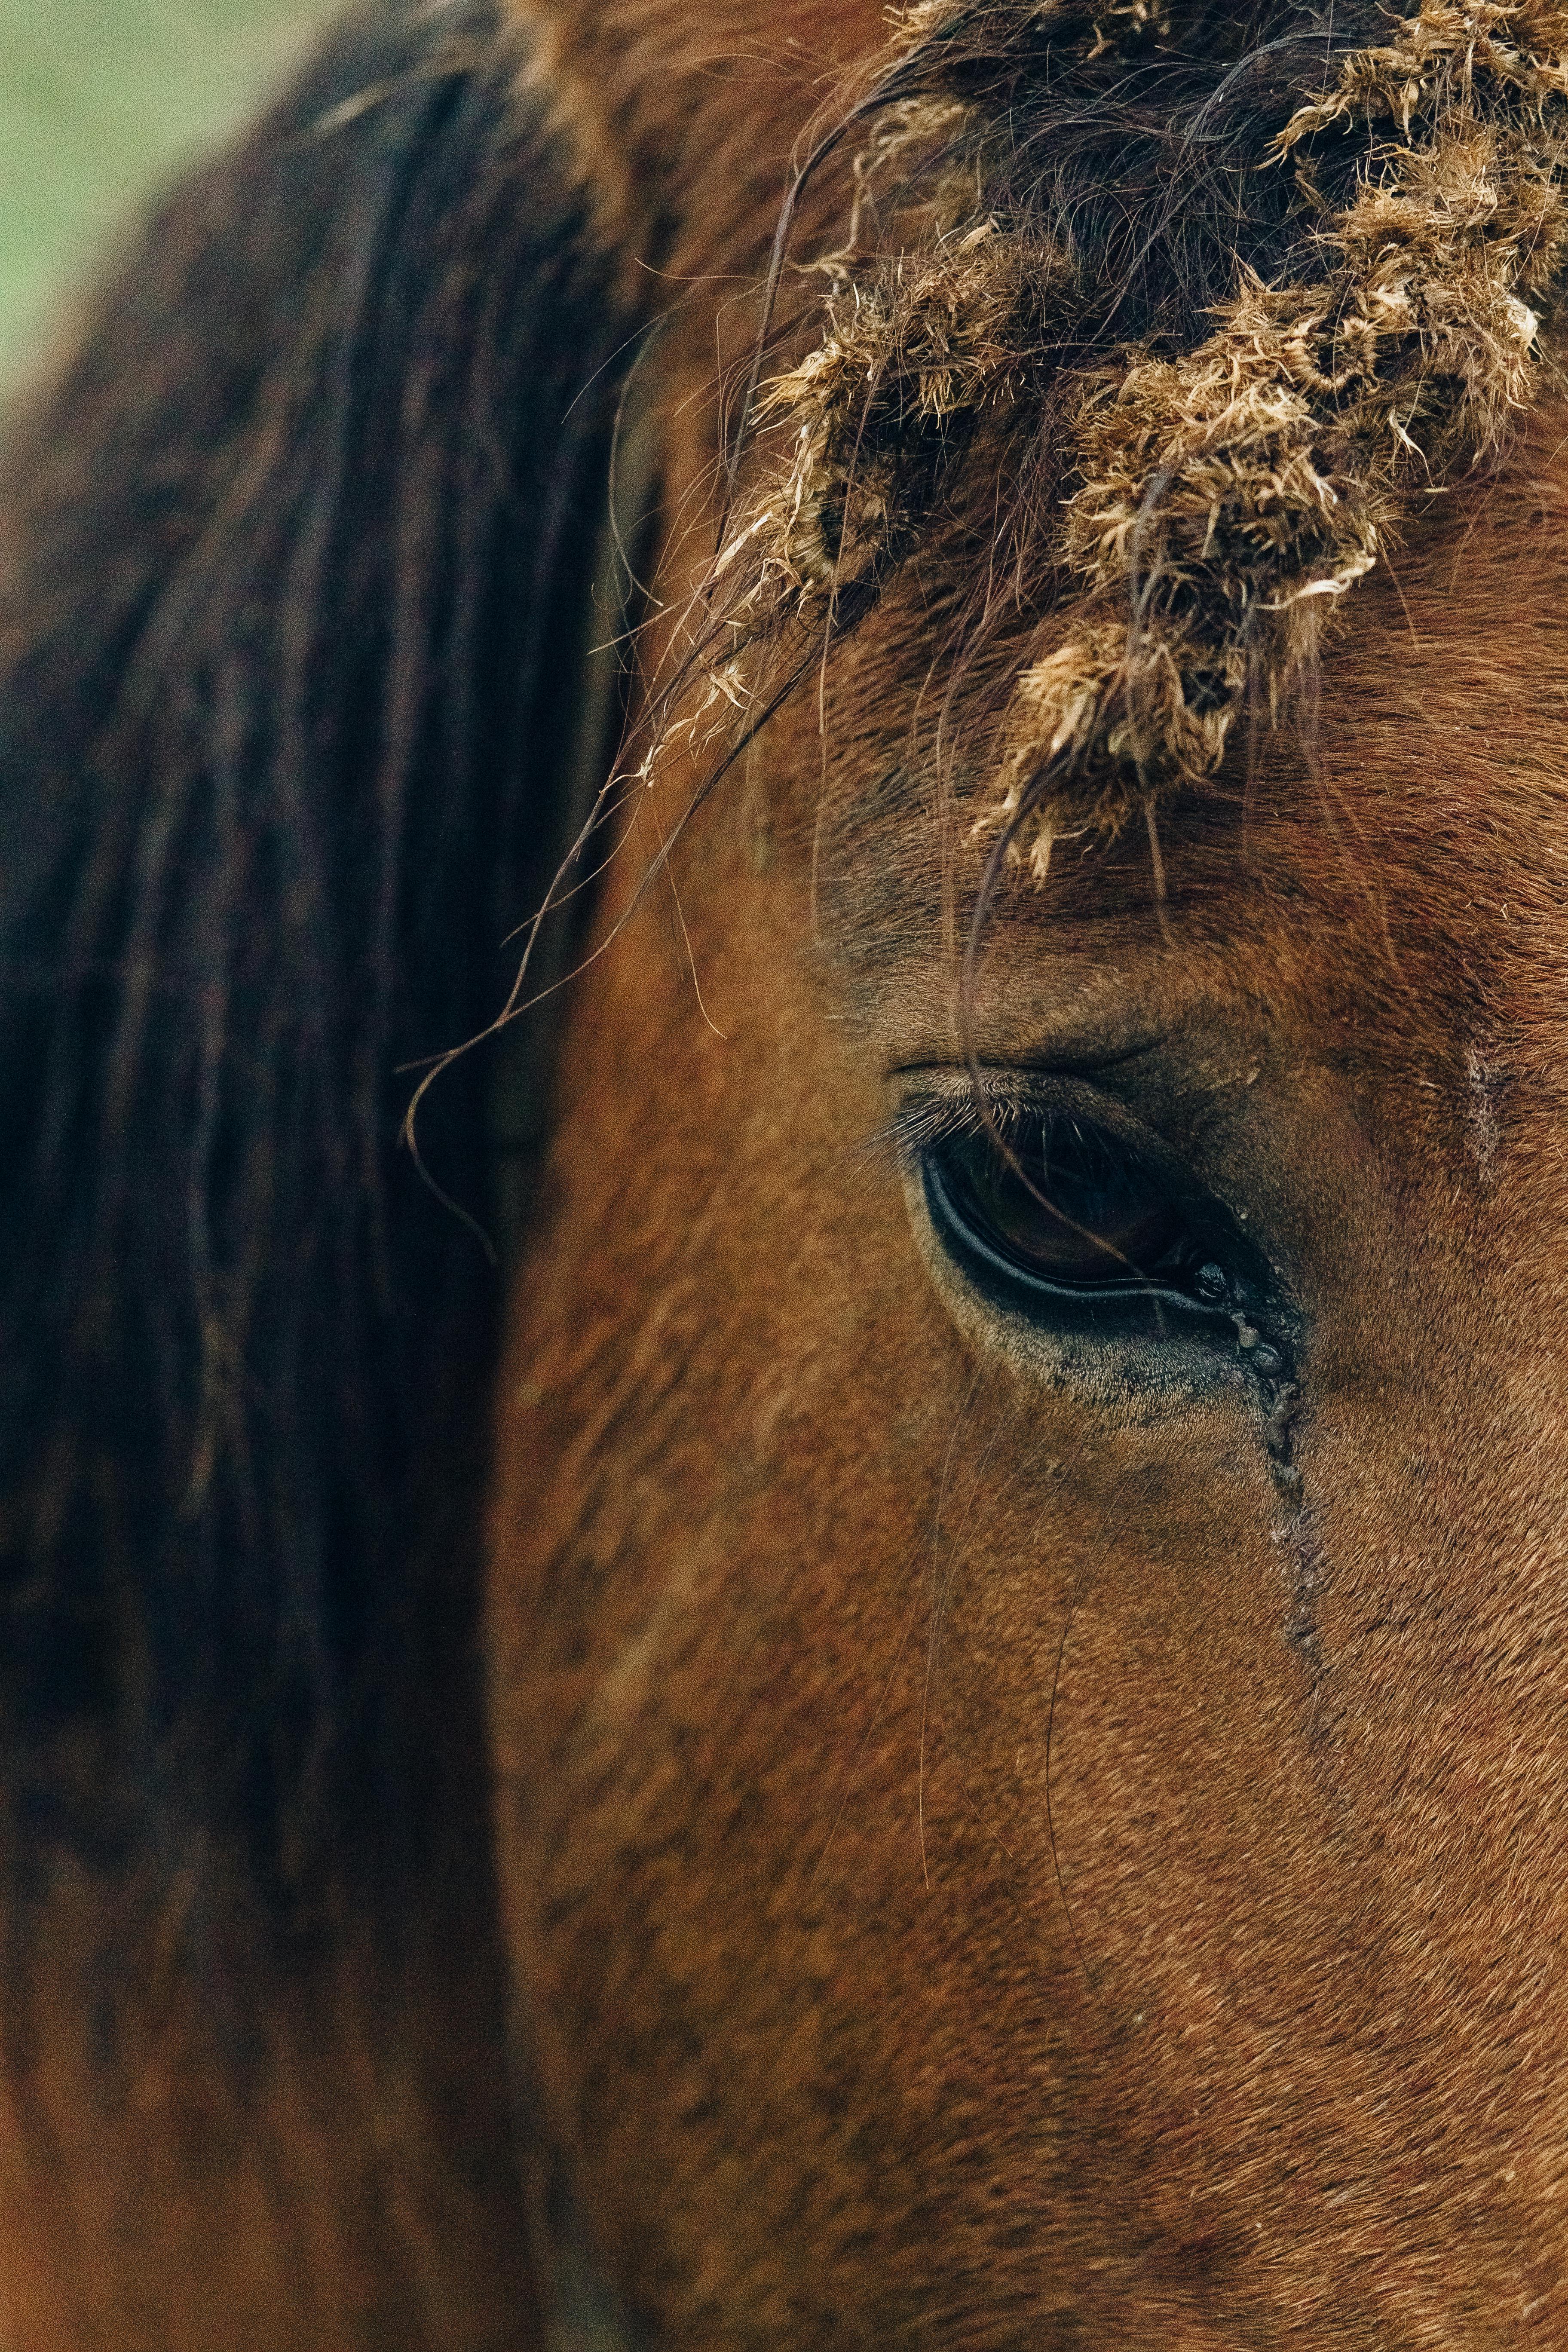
508,0 -> 888,269
484,0 -> 1568,2337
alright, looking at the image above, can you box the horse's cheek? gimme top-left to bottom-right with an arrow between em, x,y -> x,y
479,800 -> 1105,2325
479,782 -> 1275,2332
482,631 -> 1568,2341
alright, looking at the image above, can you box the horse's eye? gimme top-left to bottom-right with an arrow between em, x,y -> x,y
928,1113 -> 1184,1287
922,1109 -> 1231,1312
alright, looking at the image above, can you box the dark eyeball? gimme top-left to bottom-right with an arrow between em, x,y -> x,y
919,1107 -> 1280,1344
916,1097 -> 1298,1385
931,1113 -> 1190,1291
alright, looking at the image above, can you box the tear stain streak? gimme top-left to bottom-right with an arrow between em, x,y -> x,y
1257,1361 -> 1332,1734
1467,1044 -> 1503,1180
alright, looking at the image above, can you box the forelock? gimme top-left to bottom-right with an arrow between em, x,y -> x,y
688,0 -> 1568,876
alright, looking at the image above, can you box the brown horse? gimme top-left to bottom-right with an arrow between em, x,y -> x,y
4,0 -> 1568,2342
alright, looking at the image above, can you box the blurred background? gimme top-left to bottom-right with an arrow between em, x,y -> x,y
0,0 -> 341,383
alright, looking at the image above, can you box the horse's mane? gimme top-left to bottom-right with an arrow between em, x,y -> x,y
0,0 -> 636,1973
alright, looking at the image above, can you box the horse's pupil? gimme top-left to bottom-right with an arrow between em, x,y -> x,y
943,1116 -> 1187,1288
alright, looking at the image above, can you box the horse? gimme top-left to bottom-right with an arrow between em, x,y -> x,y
3,0 -> 1567,2339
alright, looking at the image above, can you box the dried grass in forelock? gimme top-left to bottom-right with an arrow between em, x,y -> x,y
1278,0 -> 1568,142
998,104 -> 1568,853
739,224 -> 1073,595
992,619 -> 1251,875
837,94 -> 975,253
703,0 -> 1568,873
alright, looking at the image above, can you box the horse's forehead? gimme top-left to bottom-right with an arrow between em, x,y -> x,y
817,423 -> 1568,1077
1291,444 -> 1568,1057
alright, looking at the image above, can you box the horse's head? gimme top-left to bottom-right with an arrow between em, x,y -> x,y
11,0 -> 1568,2340
493,0 -> 1568,2337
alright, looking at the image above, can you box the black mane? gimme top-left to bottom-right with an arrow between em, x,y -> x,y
0,0 -> 634,1971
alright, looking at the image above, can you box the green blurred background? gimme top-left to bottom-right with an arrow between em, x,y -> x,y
0,0 -> 343,382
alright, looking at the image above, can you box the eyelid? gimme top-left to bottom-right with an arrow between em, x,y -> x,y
879,1090 -> 1003,1161
881,1068 -> 1175,1174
